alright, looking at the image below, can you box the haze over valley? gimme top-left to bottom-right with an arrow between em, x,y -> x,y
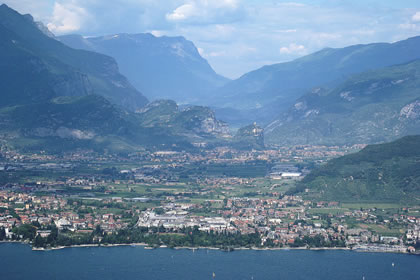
0,2 -> 419,278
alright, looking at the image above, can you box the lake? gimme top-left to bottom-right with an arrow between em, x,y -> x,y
0,243 -> 419,280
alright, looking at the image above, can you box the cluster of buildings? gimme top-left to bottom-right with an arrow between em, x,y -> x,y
0,191 -> 131,239
137,211 -> 233,232
135,197 -> 420,252
0,187 -> 419,253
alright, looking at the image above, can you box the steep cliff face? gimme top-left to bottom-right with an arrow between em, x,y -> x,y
59,33 -> 229,103
399,100 -> 420,120
199,116 -> 230,136
177,106 -> 230,137
137,101 -> 230,138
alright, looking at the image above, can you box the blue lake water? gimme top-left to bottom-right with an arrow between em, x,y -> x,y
0,243 -> 419,280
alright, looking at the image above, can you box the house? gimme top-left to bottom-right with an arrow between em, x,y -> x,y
55,218 -> 71,230
36,230 -> 51,238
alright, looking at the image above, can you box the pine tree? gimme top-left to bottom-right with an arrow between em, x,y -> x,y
0,227 -> 6,240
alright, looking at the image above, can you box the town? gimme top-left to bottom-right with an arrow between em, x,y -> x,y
0,145 -> 419,253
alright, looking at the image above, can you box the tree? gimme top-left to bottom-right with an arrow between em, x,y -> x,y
94,225 -> 103,236
0,227 -> 5,240
33,235 -> 46,248
12,224 -> 36,240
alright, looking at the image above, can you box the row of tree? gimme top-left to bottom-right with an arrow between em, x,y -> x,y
5,223 -> 261,249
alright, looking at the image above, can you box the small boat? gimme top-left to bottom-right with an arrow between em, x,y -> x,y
212,272 -> 216,278
392,262 -> 395,267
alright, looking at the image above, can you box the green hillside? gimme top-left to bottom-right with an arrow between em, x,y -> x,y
0,4 -> 148,110
290,136 -> 420,203
233,123 -> 265,150
266,59 -> 420,145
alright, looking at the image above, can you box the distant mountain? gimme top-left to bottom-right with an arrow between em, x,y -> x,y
58,33 -> 229,103
265,59 -> 420,145
0,5 -> 236,153
211,36 -> 420,124
0,4 -> 148,111
289,136 -> 420,203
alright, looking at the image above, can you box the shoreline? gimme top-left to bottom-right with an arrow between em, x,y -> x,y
1,241 -> 416,254
31,243 -> 149,251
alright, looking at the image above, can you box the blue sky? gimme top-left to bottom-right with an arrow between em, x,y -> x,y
3,0 -> 420,79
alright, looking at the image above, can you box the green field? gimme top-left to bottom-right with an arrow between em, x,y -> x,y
341,203 -> 404,210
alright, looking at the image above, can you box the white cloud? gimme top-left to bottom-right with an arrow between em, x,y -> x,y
47,2 -> 90,34
279,43 -> 306,55
150,30 -> 166,37
399,23 -> 420,31
166,0 -> 242,24
412,11 -> 420,22
166,3 -> 195,21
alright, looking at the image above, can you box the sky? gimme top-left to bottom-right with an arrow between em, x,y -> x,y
3,0 -> 420,79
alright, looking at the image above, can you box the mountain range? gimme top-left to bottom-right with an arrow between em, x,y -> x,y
265,59 -> 420,145
207,36 -> 420,131
0,5 -> 249,153
58,33 -> 229,103
212,36 -> 420,112
54,11 -> 420,147
1,3 -> 419,151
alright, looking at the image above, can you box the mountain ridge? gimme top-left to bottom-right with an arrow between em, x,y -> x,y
0,5 -> 250,154
265,59 -> 420,146
58,33 -> 229,103
0,4 -> 148,111
210,35 -> 420,127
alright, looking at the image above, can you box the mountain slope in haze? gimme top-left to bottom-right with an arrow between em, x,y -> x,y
211,36 -> 420,118
0,96 -> 231,153
0,95 -> 142,153
0,4 -> 148,110
0,5 -> 236,153
265,59 -> 420,145
137,100 -> 230,139
290,136 -> 420,203
58,33 -> 229,103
